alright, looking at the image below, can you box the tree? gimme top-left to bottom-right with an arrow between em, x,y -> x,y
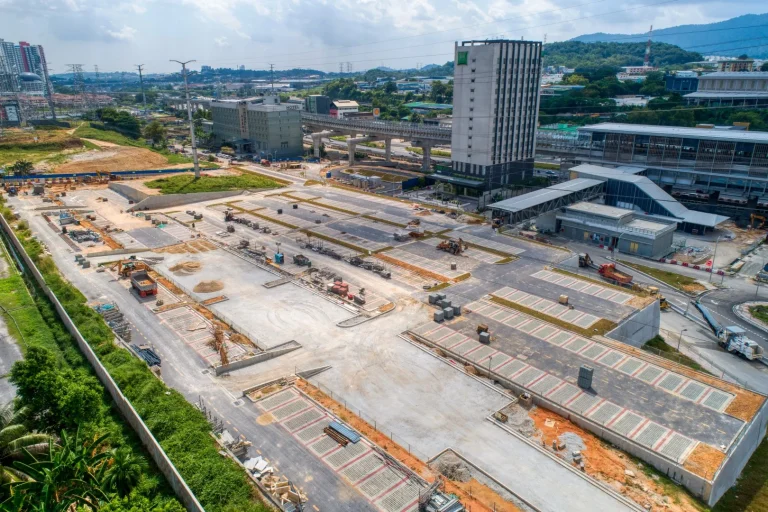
0,402 -> 53,486
562,74 -> 589,85
383,81 -> 397,94
761,62 -> 768,72
409,112 -> 422,124
143,121 -> 167,147
10,160 -> 33,177
101,448 -> 147,497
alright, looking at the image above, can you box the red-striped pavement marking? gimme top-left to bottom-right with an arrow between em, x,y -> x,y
584,398 -> 606,417
605,408 -> 628,428
545,381 -> 568,398
400,497 -> 420,512
672,378 -> 689,394
492,356 -> 515,372
631,363 -> 649,378
290,414 -> 327,434
462,345 -> 485,358
651,370 -> 669,387
321,444 -> 344,461
696,388 -> 714,405
509,364 -> 531,380
336,449 -> 373,472
577,341 -> 596,355
628,419 -> 650,439
526,372 -> 549,388
352,463 -> 388,486
564,392 -> 583,407
372,476 -> 409,502
653,429 -> 676,451
280,404 -> 314,424
265,395 -> 303,412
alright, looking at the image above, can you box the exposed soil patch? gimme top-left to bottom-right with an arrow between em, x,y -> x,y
170,261 -> 203,275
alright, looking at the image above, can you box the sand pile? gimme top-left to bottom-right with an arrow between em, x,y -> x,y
170,261 -> 202,275
193,280 -> 224,293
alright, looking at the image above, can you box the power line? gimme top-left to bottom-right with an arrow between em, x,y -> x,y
136,64 -> 147,113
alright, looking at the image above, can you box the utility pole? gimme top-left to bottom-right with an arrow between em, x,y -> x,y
170,59 -> 200,178
709,236 -> 721,282
40,61 -> 56,120
269,63 -> 274,91
136,64 -> 147,114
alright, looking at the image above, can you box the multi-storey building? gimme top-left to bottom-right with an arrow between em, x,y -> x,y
304,94 -> 330,115
447,39 -> 542,195
684,72 -> 768,106
211,97 -> 302,158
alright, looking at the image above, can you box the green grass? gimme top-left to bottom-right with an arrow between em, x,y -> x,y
145,174 -> 282,194
618,260 -> 706,293
0,129 -> 86,166
0,274 -> 58,356
534,162 -> 560,170
749,305 -> 768,325
406,146 -> 451,158
642,335 -> 710,374
712,434 -> 768,512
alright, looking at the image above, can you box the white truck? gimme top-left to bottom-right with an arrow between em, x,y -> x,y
719,326 -> 764,361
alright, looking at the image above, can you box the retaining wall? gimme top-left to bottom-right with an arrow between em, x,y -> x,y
128,190 -> 243,211
606,299 -> 660,348
213,340 -> 301,376
109,182 -> 150,203
0,215 -> 204,512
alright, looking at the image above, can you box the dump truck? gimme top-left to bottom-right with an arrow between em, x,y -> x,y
130,270 -> 158,297
598,263 -> 633,285
437,238 -> 466,255
224,209 -> 235,222
695,302 -> 764,360
293,254 -> 311,267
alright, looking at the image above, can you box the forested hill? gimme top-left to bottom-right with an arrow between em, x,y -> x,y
570,13 -> 768,58
542,41 -> 702,69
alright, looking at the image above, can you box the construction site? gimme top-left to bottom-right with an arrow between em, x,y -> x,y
4,166 -> 768,512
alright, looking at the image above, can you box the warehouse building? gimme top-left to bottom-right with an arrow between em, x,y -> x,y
556,202 -> 676,258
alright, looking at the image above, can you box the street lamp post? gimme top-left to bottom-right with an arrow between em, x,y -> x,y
170,59 -> 200,178
709,236 -> 721,282
677,328 -> 688,351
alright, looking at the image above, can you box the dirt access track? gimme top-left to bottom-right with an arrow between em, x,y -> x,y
55,138 -> 189,174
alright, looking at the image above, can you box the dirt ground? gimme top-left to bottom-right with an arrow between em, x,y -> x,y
295,380 -> 523,512
528,407 -> 703,512
54,138 -> 187,174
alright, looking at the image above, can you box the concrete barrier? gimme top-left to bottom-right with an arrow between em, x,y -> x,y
0,215 -> 204,512
606,300 -> 660,348
213,340 -> 301,376
128,190 -> 243,212
109,182 -> 149,203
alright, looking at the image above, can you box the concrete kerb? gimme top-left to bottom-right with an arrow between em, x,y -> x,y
0,215 -> 205,512
733,301 -> 768,337
397,334 -> 643,511
427,448 -> 543,512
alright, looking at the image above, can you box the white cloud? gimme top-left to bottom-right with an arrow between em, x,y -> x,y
106,25 -> 137,40
214,36 -> 230,47
119,2 -> 147,13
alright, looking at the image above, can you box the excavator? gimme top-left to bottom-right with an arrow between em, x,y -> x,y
751,213 -> 766,229
113,257 -> 149,278
437,238 -> 467,255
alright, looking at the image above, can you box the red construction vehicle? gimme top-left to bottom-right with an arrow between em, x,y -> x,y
598,263 -> 633,285
130,270 -> 158,297
437,238 -> 467,255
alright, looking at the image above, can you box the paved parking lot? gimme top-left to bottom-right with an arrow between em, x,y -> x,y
384,248 -> 468,281
126,227 -> 181,248
411,316 -> 740,465
456,225 -> 567,263
491,286 -> 601,329
256,388 -> 425,512
532,270 -> 633,305
451,232 -> 525,256
311,225 -> 389,253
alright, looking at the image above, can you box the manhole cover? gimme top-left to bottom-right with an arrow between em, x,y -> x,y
233,399 -> 243,407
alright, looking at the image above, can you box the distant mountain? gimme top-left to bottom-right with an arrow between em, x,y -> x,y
571,13 -> 768,58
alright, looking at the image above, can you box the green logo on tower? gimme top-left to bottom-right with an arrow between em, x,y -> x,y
457,52 -> 468,65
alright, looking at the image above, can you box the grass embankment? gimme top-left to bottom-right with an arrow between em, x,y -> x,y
406,146 -> 451,158
2,211 -> 270,511
642,335 -> 710,374
0,127 -> 86,167
618,260 -> 706,293
534,162 -> 560,170
749,305 -> 768,325
145,174 -> 283,194
489,295 -> 617,337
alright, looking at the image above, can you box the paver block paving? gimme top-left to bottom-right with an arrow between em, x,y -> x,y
637,366 -> 664,384
634,422 -> 668,448
310,436 -> 342,457
453,340 -> 481,356
564,337 -> 590,353
658,374 -> 686,393
659,434 -> 696,463
596,288 -> 618,300
376,479 -> 421,512
617,358 -> 644,376
569,393 -> 600,415
680,381 -> 707,401
295,420 -> 330,444
530,374 -> 562,396
359,467 -> 404,499
325,441 -> 369,470
583,284 -> 603,295
490,309 -> 514,321
548,331 -> 573,346
569,281 -> 589,291
703,390 -> 733,411
611,412 -> 645,436
513,367 -> 545,386
283,408 -> 324,432
449,232 -> 525,255
532,325 -> 558,340
439,332 -> 467,348
498,359 -> 527,379
340,452 -> 385,484
589,402 -> 623,425
560,309 -> 583,323
548,383 -> 581,404
518,320 -> 543,333
504,315 -> 529,328
557,277 -> 576,286
259,389 -> 298,411
598,350 -> 624,367
519,295 -> 542,307
574,314 -> 600,328
581,344 -> 609,360
272,399 -> 310,420
467,345 -> 497,363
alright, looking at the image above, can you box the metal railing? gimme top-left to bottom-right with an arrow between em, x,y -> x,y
301,112 -> 451,142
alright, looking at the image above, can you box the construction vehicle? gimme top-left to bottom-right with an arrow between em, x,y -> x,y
224,209 -> 235,222
393,231 -> 410,242
407,219 -> 421,227
659,296 -> 670,311
347,256 -> 391,279
695,302 -> 764,360
293,254 -> 311,267
578,253 -> 596,268
751,213 -> 766,229
226,224 -> 235,233
115,258 -> 149,278
598,263 -> 633,285
130,270 -> 158,297
437,238 -> 467,255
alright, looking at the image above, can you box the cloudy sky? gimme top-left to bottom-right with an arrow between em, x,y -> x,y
0,0 -> 764,74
